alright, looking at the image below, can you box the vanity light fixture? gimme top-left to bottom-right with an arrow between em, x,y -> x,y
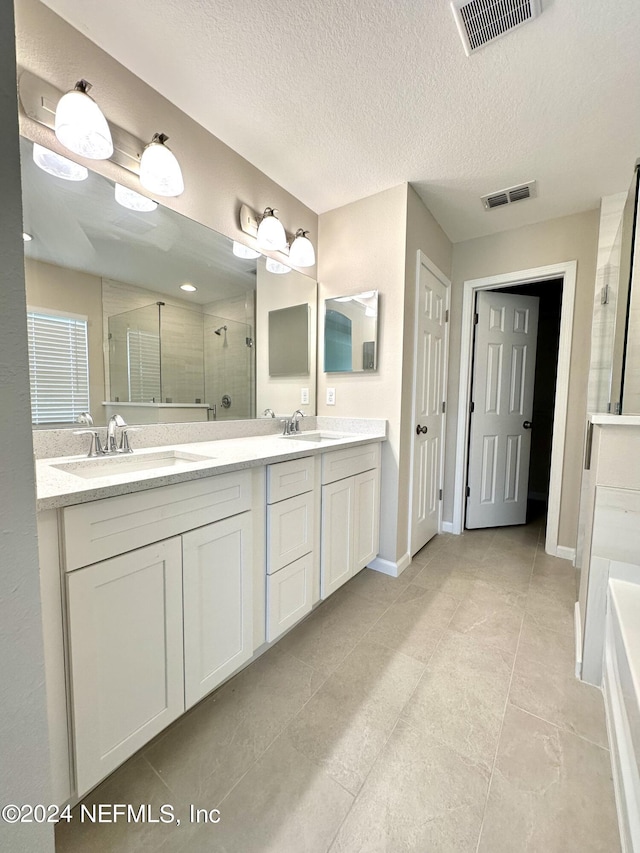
32,143 -> 89,181
232,241 -> 261,260
139,133 -> 184,197
22,232 -> 33,242
256,208 -> 287,252
288,229 -> 316,267
115,183 -> 158,212
54,80 -> 114,160
266,257 -> 291,275
180,283 -> 197,292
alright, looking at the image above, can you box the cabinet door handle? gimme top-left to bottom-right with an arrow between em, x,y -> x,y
523,420 -> 533,429
416,424 -> 428,435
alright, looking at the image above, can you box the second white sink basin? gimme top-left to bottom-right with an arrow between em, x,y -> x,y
53,449 -> 215,479
280,431 -> 350,443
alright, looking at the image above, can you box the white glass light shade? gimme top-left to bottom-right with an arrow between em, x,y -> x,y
233,241 -> 261,259
23,232 -> 33,242
115,183 -> 158,212
289,229 -> 315,267
265,257 -> 291,275
55,85 -> 113,160
139,135 -> 184,197
256,209 -> 287,251
32,143 -> 88,181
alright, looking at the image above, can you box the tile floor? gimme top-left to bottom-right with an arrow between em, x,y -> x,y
56,519 -> 621,853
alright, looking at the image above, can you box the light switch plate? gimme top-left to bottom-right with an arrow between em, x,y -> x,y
326,387 -> 336,406
301,387 -> 309,404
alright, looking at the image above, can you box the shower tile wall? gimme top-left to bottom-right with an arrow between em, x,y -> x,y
160,304 -> 205,404
205,295 -> 255,420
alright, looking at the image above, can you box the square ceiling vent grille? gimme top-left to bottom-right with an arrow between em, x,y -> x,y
451,0 -> 542,56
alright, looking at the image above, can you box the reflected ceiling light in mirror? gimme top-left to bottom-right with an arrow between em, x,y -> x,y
232,241 -> 261,260
115,183 -> 158,212
257,208 -> 287,252
54,79 -> 113,160
180,283 -> 197,292
139,133 -> 184,197
23,232 -> 33,242
266,257 -> 291,275
289,229 -> 315,267
32,143 -> 89,181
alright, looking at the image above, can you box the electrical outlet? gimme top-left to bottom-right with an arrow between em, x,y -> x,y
300,387 -> 309,405
326,387 -> 336,406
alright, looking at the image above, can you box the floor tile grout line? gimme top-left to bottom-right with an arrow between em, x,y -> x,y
505,701 -> 611,752
474,605 -> 526,853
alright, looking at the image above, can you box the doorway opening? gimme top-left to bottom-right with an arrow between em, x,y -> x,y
466,278 -> 562,529
452,261 -> 577,559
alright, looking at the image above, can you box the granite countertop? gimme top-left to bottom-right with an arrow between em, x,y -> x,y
36,428 -> 386,511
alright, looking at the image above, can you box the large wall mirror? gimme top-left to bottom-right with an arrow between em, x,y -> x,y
20,137 -> 317,427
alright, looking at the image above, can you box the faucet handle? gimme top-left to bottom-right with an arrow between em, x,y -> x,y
74,430 -> 104,457
119,427 -> 140,453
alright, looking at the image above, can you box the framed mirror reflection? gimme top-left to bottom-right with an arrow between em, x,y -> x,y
324,291 -> 378,373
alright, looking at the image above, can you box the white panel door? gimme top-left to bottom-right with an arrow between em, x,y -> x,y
321,478 -> 354,599
67,539 -> 184,796
182,513 -> 253,709
467,291 -> 539,528
411,262 -> 448,554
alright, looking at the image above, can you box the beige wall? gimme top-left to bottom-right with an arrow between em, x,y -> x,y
318,184 -> 453,565
0,1 -> 53,847
24,258 -> 105,424
446,209 -> 599,548
15,0 -> 318,276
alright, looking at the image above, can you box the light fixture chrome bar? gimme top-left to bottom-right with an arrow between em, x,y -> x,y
18,69 -> 144,175
239,203 -> 294,257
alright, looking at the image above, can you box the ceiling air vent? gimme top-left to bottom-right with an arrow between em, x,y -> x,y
451,0 -> 542,56
481,181 -> 537,211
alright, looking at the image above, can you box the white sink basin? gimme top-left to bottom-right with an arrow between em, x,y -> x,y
53,450 -> 215,479
280,431 -> 351,443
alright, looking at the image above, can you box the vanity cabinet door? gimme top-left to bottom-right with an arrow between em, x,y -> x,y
321,477 -> 355,599
182,513 -> 253,709
67,539 -> 184,797
353,467 -> 380,572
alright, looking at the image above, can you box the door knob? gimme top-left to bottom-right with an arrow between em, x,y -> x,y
523,420 -> 533,429
416,424 -> 428,435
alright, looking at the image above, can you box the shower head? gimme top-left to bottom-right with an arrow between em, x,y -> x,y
214,325 -> 228,336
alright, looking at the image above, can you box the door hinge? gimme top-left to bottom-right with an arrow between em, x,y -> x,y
439,488 -> 443,501
466,486 -> 470,498
470,401 -> 475,413
445,309 -> 449,322
474,312 -> 479,325
442,401 -> 446,414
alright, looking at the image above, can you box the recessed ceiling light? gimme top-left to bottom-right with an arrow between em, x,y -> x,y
23,232 -> 33,242
180,283 -> 197,292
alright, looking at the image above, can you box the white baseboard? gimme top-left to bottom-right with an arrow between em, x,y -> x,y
441,521 -> 454,533
369,552 -> 411,578
556,545 -> 576,564
574,601 -> 582,679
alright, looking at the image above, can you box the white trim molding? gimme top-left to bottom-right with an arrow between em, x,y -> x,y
369,552 -> 412,578
452,261 -> 577,559
556,545 -> 577,564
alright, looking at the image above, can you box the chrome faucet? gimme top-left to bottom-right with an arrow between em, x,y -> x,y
283,409 -> 304,435
106,414 -> 127,452
262,408 -> 276,418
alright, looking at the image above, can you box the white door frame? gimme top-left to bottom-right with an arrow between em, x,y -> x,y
452,260 -> 577,558
408,250 -> 451,552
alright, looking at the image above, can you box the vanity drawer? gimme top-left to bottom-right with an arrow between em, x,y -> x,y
321,442 -> 381,485
267,553 -> 313,642
267,491 -> 314,574
62,471 -> 251,571
267,456 -> 315,504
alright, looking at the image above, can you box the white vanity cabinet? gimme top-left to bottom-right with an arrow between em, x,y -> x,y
321,444 -> 381,599
265,456 -> 320,641
60,470 -> 256,796
66,538 -> 185,796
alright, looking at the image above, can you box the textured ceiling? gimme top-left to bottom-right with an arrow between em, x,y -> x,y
40,0 -> 640,242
